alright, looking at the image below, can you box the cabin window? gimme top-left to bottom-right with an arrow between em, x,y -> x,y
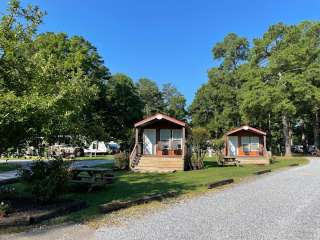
242,137 -> 250,152
250,136 -> 260,151
241,136 -> 260,152
160,129 -> 171,141
172,129 -> 182,140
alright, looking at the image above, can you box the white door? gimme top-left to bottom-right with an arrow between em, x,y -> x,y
228,136 -> 238,156
143,129 -> 156,155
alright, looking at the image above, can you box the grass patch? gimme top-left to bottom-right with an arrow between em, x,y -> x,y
62,156 -> 308,223
10,156 -> 308,225
74,155 -> 114,161
0,163 -> 20,173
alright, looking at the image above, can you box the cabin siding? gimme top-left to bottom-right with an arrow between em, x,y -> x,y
131,113 -> 188,172
224,126 -> 269,164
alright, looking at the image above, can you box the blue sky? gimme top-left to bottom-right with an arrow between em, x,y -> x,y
1,0 -> 320,104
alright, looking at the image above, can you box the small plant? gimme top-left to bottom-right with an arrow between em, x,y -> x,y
19,159 -> 70,203
114,152 -> 129,170
0,201 -> 11,217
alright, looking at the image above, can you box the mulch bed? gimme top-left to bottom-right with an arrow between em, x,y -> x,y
0,197 -> 87,227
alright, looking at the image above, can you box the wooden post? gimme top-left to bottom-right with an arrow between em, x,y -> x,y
224,135 -> 228,156
135,128 -> 139,154
182,127 -> 186,157
263,135 -> 267,156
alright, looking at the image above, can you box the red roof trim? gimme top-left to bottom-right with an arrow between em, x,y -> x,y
134,113 -> 186,128
225,125 -> 266,136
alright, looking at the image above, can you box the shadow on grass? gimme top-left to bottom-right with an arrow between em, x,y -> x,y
204,160 -> 220,168
65,170 -> 197,222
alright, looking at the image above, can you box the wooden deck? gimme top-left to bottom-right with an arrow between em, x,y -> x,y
237,156 -> 270,165
133,156 -> 184,172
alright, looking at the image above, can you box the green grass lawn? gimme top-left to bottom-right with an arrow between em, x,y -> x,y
8,156 -> 308,225
0,163 -> 21,173
74,155 -> 115,161
57,156 -> 307,223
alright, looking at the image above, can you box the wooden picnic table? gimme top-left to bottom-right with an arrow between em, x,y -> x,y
218,156 -> 240,167
69,167 -> 114,192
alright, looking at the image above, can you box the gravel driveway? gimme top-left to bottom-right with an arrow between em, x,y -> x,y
3,158 -> 320,240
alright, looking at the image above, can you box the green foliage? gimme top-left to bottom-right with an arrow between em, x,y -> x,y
136,78 -> 164,117
114,152 -> 129,170
212,138 -> 225,154
0,1 -> 110,150
0,201 -> 11,216
189,127 -> 210,169
161,83 -> 187,120
102,74 -> 144,144
191,21 -> 320,155
19,159 -> 70,203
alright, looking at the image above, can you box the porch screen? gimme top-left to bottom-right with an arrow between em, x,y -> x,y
241,136 -> 260,152
172,129 -> 182,150
160,129 -> 171,141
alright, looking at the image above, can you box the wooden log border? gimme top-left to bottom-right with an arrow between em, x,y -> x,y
289,163 -> 299,167
207,179 -> 234,189
99,191 -> 178,214
0,200 -> 87,228
254,169 -> 271,175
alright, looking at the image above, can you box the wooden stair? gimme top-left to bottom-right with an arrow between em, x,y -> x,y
133,156 -> 184,172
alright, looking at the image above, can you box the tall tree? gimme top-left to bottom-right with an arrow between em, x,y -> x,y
103,74 -> 143,144
161,83 -> 187,120
190,33 -> 249,137
0,1 -> 110,151
136,78 -> 164,117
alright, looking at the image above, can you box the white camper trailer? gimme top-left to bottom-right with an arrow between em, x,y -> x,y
84,141 -> 108,156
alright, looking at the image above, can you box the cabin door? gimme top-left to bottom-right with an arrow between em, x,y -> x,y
143,129 -> 156,155
228,136 -> 238,156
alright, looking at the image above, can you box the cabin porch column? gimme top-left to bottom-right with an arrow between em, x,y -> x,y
182,127 -> 186,157
263,135 -> 267,156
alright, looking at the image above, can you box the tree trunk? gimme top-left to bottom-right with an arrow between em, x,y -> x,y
313,112 -> 320,148
282,115 -> 292,156
301,119 -> 307,153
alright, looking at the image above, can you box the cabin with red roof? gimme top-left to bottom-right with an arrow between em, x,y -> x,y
130,113 -> 188,172
224,125 -> 269,164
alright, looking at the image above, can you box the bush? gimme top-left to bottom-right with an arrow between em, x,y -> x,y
114,152 -> 129,170
188,127 -> 210,170
0,201 -> 11,217
19,159 -> 70,203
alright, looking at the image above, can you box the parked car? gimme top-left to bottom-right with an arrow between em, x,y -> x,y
308,145 -> 317,154
291,145 -> 304,153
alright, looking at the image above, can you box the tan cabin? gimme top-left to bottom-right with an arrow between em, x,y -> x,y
130,113 -> 187,172
224,125 -> 269,164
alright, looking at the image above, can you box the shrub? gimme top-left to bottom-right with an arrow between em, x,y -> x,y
188,127 -> 210,170
0,201 -> 11,217
19,159 -> 70,203
114,152 -> 129,170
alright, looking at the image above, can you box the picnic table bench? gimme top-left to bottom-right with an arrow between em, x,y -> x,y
69,167 -> 114,192
217,156 -> 240,167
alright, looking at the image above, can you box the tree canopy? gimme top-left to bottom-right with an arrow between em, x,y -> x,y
191,22 -> 320,156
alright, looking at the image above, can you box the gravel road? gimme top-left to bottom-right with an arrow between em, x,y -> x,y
3,158 -> 320,240
96,158 -> 320,240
